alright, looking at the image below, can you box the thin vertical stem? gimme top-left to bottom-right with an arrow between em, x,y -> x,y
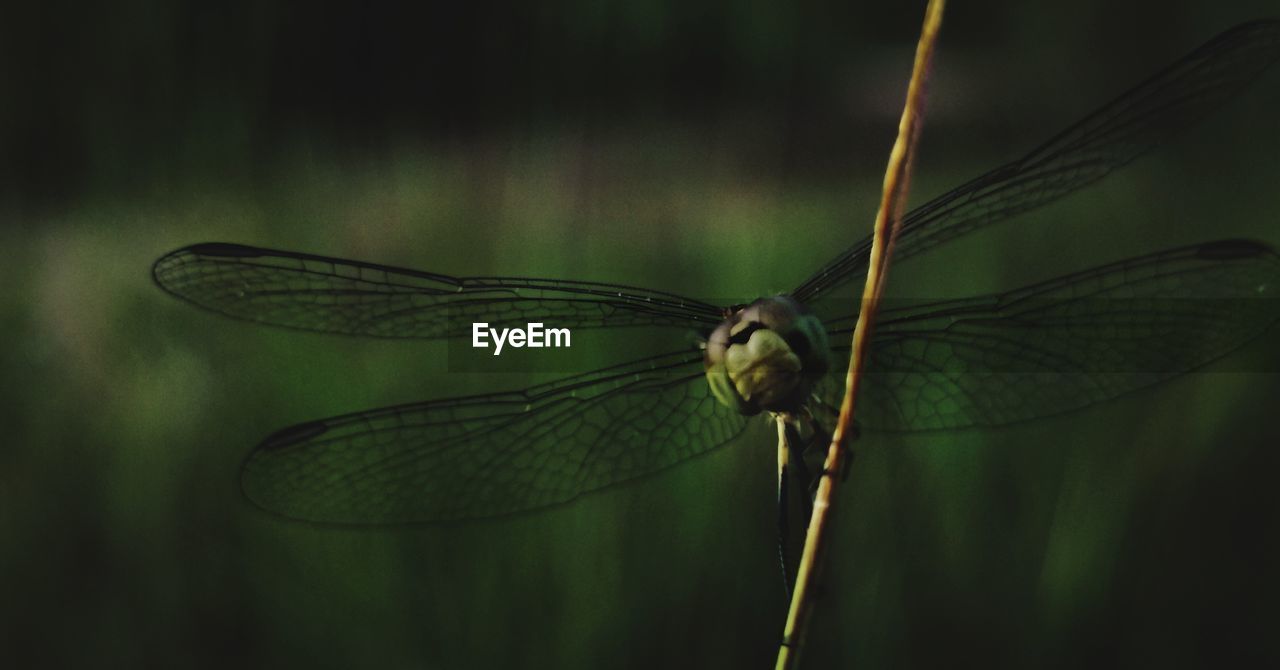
775,1 -> 946,668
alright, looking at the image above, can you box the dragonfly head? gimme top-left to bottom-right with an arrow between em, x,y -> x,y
704,295 -> 830,415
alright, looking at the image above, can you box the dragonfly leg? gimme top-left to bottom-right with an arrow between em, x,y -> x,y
804,417 -> 854,492
838,420 -> 857,482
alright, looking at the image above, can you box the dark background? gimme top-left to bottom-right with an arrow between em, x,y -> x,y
2,1 -> 1279,667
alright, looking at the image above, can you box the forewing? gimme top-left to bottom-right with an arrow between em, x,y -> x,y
793,20 -> 1280,315
240,350 -> 748,523
818,240 -> 1280,431
154,242 -> 723,338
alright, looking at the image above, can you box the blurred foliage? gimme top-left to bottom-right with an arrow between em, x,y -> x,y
2,1 -> 1279,667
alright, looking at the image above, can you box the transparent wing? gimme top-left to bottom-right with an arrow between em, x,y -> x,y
793,20 -> 1280,316
818,240 -> 1280,431
240,350 -> 748,523
153,242 -> 724,338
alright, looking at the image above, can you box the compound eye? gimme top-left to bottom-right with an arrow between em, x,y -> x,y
727,320 -> 763,345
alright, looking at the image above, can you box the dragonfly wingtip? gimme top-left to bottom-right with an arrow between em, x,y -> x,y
258,420 -> 330,451
185,242 -> 265,258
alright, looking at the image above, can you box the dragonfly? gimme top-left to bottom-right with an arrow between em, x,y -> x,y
154,21 -> 1280,529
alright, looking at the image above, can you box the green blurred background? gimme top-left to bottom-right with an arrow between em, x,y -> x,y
3,1 -> 1279,667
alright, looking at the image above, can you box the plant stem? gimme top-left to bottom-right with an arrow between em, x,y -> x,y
774,1 -> 946,667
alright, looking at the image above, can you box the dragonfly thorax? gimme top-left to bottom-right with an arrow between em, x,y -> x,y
704,296 -> 831,415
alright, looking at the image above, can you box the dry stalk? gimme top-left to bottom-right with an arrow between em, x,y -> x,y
774,1 -> 946,667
